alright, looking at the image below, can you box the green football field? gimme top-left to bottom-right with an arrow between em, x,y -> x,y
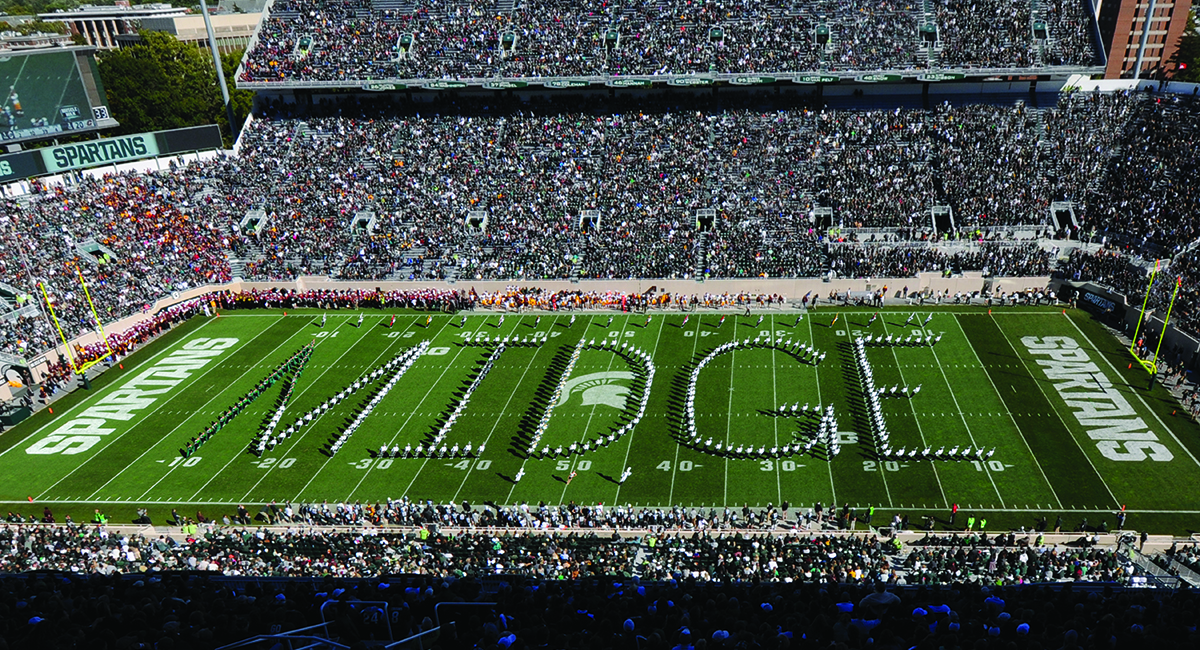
4,306 -> 1200,534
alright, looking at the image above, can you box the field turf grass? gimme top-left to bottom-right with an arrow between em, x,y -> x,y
3,306 -> 1200,535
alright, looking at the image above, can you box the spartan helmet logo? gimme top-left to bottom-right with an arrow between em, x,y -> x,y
556,371 -> 635,409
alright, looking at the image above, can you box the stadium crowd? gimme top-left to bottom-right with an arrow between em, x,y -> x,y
2,89 -> 1199,370
237,0 -> 1097,83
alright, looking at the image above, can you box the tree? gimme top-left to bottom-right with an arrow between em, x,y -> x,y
97,31 -> 252,144
1173,11 -> 1200,83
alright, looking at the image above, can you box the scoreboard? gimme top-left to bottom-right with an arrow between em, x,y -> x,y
0,47 -> 117,145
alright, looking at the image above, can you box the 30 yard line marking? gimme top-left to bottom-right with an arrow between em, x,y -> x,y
37,316 -> 276,501
950,315 -> 1062,508
992,314 -> 1120,506
770,327 -> 782,506
666,313 -> 703,506
232,316 -> 423,503
389,317 -> 529,503
614,314 -> 667,504
452,316 -> 561,505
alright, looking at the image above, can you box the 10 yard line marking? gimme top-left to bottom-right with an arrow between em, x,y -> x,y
39,317 -> 272,501
143,316 -> 367,502
950,315 -> 1063,508
992,314 -> 1121,506
231,316 -> 422,503
0,317 -> 220,462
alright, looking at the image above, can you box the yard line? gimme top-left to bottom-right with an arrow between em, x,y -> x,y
36,316 -> 278,501
616,314 -> 668,505
450,317 -> 562,504
133,317 -> 359,501
769,326 -> 782,505
886,316 -> 999,508
724,316 -> 738,507
213,316 -> 420,502
282,316 -> 469,503
817,316 -> 854,506
0,317 -> 217,458
1062,313 -> 1200,471
948,315 -> 1062,508
992,314 -> 1120,505
395,318 -> 530,504
558,317 -> 630,506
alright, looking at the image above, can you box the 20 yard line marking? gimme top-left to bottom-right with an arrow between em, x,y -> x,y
39,317 -> 276,501
144,316 -> 369,501
231,316 -> 423,503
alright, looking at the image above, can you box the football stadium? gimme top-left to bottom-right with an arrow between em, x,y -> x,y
1,0 -> 1200,647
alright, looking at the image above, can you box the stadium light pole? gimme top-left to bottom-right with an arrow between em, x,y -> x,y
199,0 -> 238,138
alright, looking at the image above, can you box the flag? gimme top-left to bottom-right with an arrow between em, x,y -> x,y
389,314 -> 396,327
831,314 -> 839,326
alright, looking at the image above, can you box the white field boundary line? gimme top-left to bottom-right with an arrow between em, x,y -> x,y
615,315 -> 668,505
121,317 -> 353,502
452,316 -> 564,505
557,317 -> 630,506
876,317 -> 953,509
37,317 -> 281,501
390,319 -> 529,504
0,317 -> 219,454
991,314 -> 1121,506
280,316 -> 463,503
949,315 -> 1064,508
1063,313 -> 1200,472
195,316 -> 420,503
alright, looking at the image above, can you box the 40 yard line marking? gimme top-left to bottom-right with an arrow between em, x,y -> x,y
950,315 -> 1062,508
392,317 -> 533,504
666,314 -> 704,506
230,316 -> 422,503
614,315 -> 667,505
36,316 -> 275,501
